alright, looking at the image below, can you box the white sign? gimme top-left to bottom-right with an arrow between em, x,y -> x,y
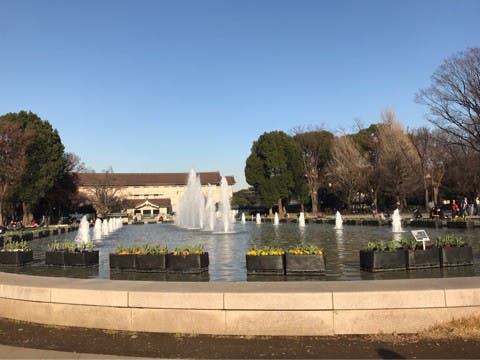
411,230 -> 430,250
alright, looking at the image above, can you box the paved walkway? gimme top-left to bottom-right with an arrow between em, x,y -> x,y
0,344 -> 158,359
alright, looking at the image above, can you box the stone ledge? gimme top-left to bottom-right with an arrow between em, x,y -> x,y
2,273 -> 480,335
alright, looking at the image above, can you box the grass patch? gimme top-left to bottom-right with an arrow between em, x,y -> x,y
419,316 -> 480,339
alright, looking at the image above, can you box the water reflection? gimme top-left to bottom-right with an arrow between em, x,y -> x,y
1,223 -> 479,282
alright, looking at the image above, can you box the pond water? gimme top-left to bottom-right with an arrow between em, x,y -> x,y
1,223 -> 480,282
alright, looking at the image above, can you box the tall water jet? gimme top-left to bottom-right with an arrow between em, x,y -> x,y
215,176 -> 233,233
75,215 -> 90,247
241,213 -> 246,224
298,212 -> 306,227
175,169 -> 205,229
334,211 -> 343,230
93,218 -> 102,241
256,213 -> 261,224
273,212 -> 279,226
392,209 -> 403,233
102,219 -> 109,236
204,185 -> 216,231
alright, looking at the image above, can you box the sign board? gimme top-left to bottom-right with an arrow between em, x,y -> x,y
411,230 -> 430,250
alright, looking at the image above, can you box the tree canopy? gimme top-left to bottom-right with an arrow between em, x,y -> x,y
245,131 -> 304,216
0,111 -> 66,223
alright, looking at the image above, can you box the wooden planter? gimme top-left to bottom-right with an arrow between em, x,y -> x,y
360,249 -> 406,272
167,253 -> 209,274
439,246 -> 473,267
285,254 -> 326,275
405,247 -> 440,269
246,255 -> 284,275
46,251 -> 99,266
0,250 -> 34,265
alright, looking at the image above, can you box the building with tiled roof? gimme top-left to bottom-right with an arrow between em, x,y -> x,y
77,171 -> 235,218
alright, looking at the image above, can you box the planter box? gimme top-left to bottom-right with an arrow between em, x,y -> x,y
21,233 -> 34,241
409,220 -> 440,228
345,219 -> 360,225
135,254 -> 167,272
0,250 -> 33,265
439,246 -> 473,267
360,249 -> 406,272
246,255 -> 284,275
446,221 -> 473,229
46,251 -> 98,266
45,251 -> 65,266
285,254 -> 326,275
109,254 -> 136,270
405,247 -> 440,269
361,220 -> 381,226
167,253 -> 209,274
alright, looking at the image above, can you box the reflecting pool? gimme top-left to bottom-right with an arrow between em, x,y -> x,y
1,223 -> 479,282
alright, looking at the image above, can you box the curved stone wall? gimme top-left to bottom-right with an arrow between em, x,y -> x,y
1,272 -> 480,335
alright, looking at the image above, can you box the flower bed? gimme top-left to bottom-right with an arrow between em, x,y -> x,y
110,244 -> 168,272
0,240 -> 33,265
46,240 -> 98,267
360,240 -> 406,272
246,246 -> 285,275
285,245 -> 326,275
167,244 -> 209,274
436,234 -> 473,267
401,237 -> 440,269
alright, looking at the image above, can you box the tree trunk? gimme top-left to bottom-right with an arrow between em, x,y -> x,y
433,185 -> 440,206
311,189 -> 318,215
22,202 -> 33,225
277,198 -> 284,218
0,201 -> 4,226
425,187 -> 429,212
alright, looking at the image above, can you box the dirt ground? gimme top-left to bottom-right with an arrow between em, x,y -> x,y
0,317 -> 479,359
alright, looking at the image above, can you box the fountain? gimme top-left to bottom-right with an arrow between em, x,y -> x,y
241,213 -> 246,224
298,212 -> 306,227
102,219 -> 109,236
93,218 -> 102,241
334,211 -> 343,230
392,209 -> 403,233
75,215 -> 91,247
215,177 -> 234,233
256,213 -> 261,224
175,169 -> 205,229
175,169 -> 234,233
273,212 -> 279,226
204,185 -> 215,231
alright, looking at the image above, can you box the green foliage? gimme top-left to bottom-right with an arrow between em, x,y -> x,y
173,243 -> 205,256
436,234 -> 465,248
0,111 -> 66,216
366,240 -> 398,252
114,243 -> 169,255
400,236 -> 418,251
1,240 -> 30,252
245,131 -> 304,208
231,188 -> 258,208
47,240 -> 94,252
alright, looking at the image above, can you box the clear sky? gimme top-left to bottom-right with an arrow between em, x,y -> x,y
1,0 -> 478,190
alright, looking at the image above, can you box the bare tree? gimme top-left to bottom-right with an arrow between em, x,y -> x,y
376,109 -> 421,208
416,47 -> 480,152
292,127 -> 334,214
410,128 -> 450,209
0,121 -> 30,225
326,135 -> 370,210
83,168 -> 124,218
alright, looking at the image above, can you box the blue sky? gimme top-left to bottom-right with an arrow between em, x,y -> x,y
1,0 -> 478,190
